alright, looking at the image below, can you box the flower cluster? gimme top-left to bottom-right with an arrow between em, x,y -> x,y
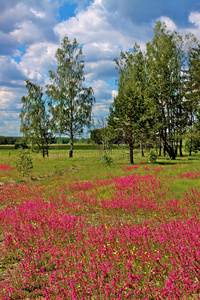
0,168 -> 199,299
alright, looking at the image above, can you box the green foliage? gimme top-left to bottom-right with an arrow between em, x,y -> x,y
20,80 -> 54,158
91,128 -> 104,144
91,119 -> 118,155
108,44 -> 147,164
15,148 -> 33,177
100,152 -> 113,166
55,137 -> 70,144
148,150 -> 157,163
0,136 -> 21,145
46,35 -> 95,158
91,128 -> 124,145
185,138 -> 200,154
146,21 -> 185,160
15,141 -> 28,149
54,166 -> 64,176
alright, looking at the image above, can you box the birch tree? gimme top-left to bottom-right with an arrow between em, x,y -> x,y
46,36 -> 95,158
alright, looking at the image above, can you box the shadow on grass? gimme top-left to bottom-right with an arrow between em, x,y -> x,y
156,161 -> 177,165
156,155 -> 200,165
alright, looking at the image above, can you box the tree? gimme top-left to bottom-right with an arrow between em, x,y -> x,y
108,44 -> 147,164
146,21 -> 185,159
46,36 -> 95,158
20,80 -> 54,158
183,39 -> 200,155
90,118 -> 119,149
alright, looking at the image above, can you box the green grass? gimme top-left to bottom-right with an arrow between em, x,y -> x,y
0,144 -> 199,189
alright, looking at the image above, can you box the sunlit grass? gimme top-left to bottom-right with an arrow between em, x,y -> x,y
0,146 -> 199,299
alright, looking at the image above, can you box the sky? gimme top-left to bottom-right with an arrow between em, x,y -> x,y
0,0 -> 200,137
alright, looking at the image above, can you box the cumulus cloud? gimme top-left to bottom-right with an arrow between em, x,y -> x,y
91,80 -> 112,100
102,0 -> 200,27
54,0 -> 151,49
0,0 -> 58,56
0,85 -> 25,135
88,80 -> 117,119
159,16 -> 177,31
189,11 -> 200,26
187,11 -> 200,39
0,90 -> 15,110
83,42 -> 120,63
18,42 -> 58,85
0,57 -> 26,88
0,110 -> 21,135
1,0 -> 200,135
54,0 -> 152,82
92,103 -> 110,120
85,60 -> 117,81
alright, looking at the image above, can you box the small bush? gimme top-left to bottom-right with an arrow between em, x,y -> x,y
101,153 -> 113,166
15,148 -> 33,177
54,166 -> 64,176
15,142 -> 28,149
148,150 -> 157,163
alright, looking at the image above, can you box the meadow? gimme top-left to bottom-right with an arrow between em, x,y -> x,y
0,145 -> 199,299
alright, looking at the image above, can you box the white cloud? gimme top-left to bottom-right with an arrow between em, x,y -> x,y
0,90 -> 15,109
0,110 -> 21,135
0,85 -> 26,135
0,86 -> 25,109
53,0 -> 155,85
18,42 -> 58,85
30,8 -> 46,19
83,42 -> 120,62
159,16 -> 177,31
10,21 -> 43,44
0,56 -> 25,86
189,11 -> 200,27
92,103 -> 110,118
187,11 -> 200,39
89,79 -> 116,119
91,79 -> 112,98
1,0 -> 200,136
0,0 -> 58,55
54,0 -> 147,48
112,90 -> 118,99
85,60 -> 117,81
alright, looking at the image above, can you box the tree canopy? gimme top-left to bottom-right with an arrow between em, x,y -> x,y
20,80 -> 54,158
108,44 -> 147,163
46,36 -> 95,157
108,21 -> 200,160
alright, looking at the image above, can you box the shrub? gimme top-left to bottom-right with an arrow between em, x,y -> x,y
148,150 -> 157,163
15,148 -> 33,177
100,152 -> 113,166
15,142 -> 28,149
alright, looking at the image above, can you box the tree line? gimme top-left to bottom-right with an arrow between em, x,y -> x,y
0,136 -> 21,145
0,136 -> 91,146
108,21 -> 200,163
19,22 -> 200,162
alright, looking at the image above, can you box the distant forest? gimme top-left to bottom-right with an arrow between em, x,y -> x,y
0,136 -> 21,145
0,136 -> 90,145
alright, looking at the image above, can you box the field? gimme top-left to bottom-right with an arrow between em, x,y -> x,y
0,145 -> 199,299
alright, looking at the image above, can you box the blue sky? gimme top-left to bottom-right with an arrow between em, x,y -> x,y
0,0 -> 200,136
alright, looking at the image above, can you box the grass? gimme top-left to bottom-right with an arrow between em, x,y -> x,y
0,145 -> 199,299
